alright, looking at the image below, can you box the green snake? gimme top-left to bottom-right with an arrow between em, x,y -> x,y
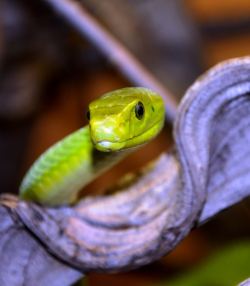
19,87 -> 165,206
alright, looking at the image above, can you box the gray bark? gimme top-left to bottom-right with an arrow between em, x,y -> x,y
1,57 -> 250,285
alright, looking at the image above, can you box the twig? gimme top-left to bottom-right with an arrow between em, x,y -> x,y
43,0 -> 178,122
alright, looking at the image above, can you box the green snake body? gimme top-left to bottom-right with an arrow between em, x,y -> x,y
20,87 -> 165,205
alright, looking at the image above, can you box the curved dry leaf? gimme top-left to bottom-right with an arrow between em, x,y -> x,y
0,57 -> 250,284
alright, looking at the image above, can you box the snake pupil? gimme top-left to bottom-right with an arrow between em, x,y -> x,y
135,102 -> 144,120
86,110 -> 90,121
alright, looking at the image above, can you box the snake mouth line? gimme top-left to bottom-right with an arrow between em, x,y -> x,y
94,119 -> 163,150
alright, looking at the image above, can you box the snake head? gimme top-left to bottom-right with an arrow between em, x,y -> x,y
88,87 -> 165,152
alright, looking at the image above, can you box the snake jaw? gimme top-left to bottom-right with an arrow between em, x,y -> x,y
94,140 -> 126,152
89,114 -> 128,152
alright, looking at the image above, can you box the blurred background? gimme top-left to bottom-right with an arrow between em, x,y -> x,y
0,0 -> 249,285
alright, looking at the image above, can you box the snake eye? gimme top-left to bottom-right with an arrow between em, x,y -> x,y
135,101 -> 144,120
86,110 -> 90,121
